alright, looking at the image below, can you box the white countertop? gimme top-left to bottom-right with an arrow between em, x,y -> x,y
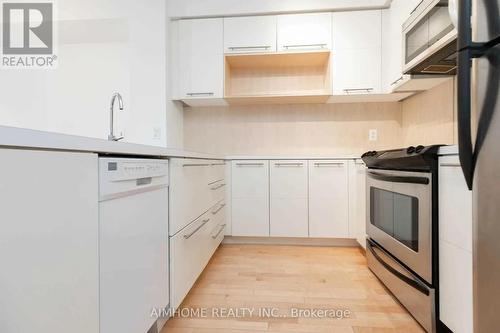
226,155 -> 360,160
0,126 -> 224,160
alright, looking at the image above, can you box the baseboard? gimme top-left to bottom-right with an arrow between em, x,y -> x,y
222,236 -> 360,247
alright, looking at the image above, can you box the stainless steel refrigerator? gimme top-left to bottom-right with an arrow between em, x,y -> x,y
457,0 -> 500,331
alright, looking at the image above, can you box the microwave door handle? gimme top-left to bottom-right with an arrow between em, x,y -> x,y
367,240 -> 430,296
367,172 -> 430,185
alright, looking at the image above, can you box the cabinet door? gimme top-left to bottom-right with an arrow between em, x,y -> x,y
308,160 -> 349,238
438,155 -> 473,333
277,13 -> 332,51
231,161 -> 269,236
382,0 -> 422,91
0,149 -> 99,333
178,18 -> 223,99
332,10 -> 382,94
270,160 -> 308,237
332,48 -> 382,94
224,16 -> 277,53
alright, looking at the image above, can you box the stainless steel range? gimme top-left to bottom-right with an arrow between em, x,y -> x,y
362,145 -> 441,333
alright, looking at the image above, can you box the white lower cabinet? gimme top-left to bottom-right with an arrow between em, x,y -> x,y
270,160 -> 308,237
308,160 -> 349,238
170,200 -> 225,309
231,161 -> 270,236
0,149 -> 99,333
438,155 -> 473,333
350,160 -> 367,247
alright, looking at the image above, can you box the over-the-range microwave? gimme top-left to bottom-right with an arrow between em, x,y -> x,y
403,0 -> 458,75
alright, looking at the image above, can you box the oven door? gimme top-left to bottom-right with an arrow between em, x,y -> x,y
366,169 -> 432,284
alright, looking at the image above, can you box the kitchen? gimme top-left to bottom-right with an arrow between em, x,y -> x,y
0,0 -> 498,332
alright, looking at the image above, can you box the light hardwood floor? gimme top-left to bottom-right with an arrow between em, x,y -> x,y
162,244 -> 424,333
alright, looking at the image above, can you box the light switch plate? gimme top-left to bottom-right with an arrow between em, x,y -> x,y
153,127 -> 162,140
369,129 -> 378,141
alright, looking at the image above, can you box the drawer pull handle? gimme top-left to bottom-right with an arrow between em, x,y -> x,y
283,43 -> 327,50
390,77 -> 404,86
211,162 -> 226,166
228,46 -> 271,51
343,88 -> 374,93
440,163 -> 461,167
208,179 -> 224,186
314,162 -> 345,167
235,163 -> 265,167
186,92 -> 214,96
183,218 -> 210,239
212,224 -> 227,239
212,203 -> 226,215
211,183 -> 226,190
182,163 -> 210,167
275,163 -> 303,167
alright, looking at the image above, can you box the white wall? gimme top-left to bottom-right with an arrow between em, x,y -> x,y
167,0 -> 390,18
0,0 -> 168,147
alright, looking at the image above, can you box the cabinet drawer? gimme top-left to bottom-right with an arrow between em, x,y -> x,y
270,160 -> 308,198
169,158 -> 212,235
170,211 -> 211,309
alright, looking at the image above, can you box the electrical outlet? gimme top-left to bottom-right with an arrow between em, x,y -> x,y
369,129 -> 378,141
153,127 -> 162,140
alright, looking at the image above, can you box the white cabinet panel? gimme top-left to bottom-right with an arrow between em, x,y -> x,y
352,160 -> 367,247
438,155 -> 473,332
0,149 -> 99,333
439,156 -> 473,252
277,13 -> 332,51
270,160 -> 308,237
231,161 -> 269,236
308,160 -> 349,238
178,18 -> 224,99
224,16 -> 277,53
382,0 -> 422,91
439,241 -> 473,333
332,48 -> 382,94
270,198 -> 309,237
232,198 -> 270,236
332,10 -> 382,49
332,10 -> 382,95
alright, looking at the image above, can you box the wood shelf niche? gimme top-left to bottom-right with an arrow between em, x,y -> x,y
224,51 -> 331,105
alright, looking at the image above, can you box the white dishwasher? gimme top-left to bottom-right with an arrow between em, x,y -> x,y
99,157 -> 169,333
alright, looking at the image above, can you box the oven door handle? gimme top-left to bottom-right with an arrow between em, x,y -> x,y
367,240 -> 430,296
367,172 -> 430,185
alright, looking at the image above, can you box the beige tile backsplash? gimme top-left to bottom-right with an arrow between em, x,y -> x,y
183,79 -> 456,156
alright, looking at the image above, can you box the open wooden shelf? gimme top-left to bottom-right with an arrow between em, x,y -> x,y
224,51 -> 332,105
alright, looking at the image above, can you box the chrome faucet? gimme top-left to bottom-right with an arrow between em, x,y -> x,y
108,92 -> 124,141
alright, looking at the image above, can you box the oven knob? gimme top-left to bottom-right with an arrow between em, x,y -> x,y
407,146 -> 416,154
415,145 -> 425,153
371,151 -> 377,156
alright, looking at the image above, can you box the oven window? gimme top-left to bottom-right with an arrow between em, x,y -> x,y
370,188 -> 419,251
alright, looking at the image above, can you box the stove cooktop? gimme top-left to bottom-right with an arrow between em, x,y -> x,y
361,145 -> 443,172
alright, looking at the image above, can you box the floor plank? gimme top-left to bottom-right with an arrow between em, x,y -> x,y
161,245 -> 424,333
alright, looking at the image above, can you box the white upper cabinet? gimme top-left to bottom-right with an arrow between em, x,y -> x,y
332,10 -> 382,95
178,18 -> 224,99
277,13 -> 332,52
308,160 -> 349,238
382,0 -> 422,92
224,16 -> 277,53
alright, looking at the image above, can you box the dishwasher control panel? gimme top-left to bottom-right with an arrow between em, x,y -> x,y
99,158 -> 169,200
